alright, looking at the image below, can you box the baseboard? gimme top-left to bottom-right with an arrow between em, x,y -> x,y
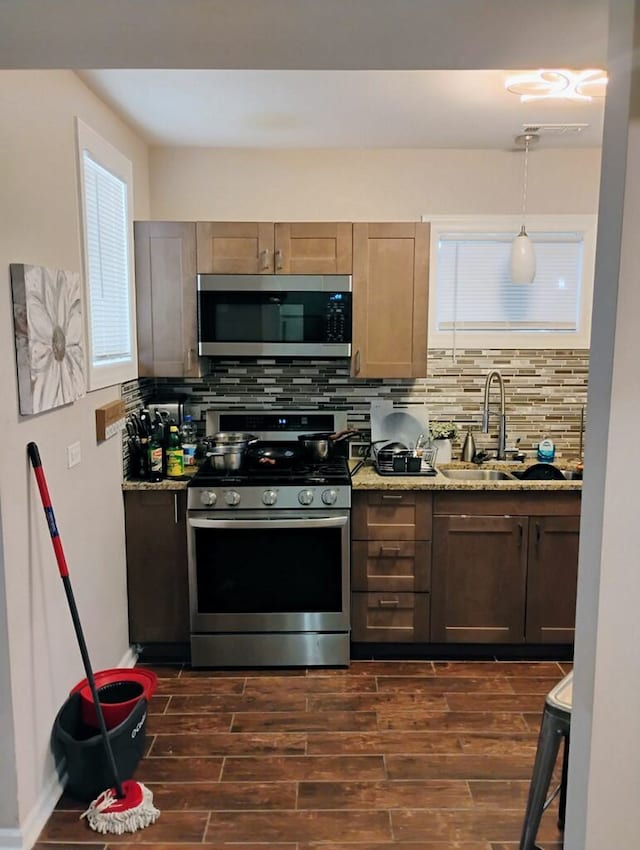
0,647 -> 139,850
0,765 -> 65,850
119,645 -> 139,668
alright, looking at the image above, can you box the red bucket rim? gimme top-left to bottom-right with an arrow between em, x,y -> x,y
70,667 -> 157,699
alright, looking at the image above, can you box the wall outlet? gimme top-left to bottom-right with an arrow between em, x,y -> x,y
67,442 -> 81,468
350,442 -> 370,459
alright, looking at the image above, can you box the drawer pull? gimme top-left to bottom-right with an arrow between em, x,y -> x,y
381,494 -> 403,501
378,598 -> 400,607
379,546 -> 401,556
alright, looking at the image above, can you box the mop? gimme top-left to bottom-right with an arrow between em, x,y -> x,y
28,442 -> 160,834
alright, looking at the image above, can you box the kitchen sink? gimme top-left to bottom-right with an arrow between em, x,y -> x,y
439,468 -> 517,481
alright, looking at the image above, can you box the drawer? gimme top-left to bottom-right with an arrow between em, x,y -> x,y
351,592 -> 430,642
351,540 -> 431,592
352,491 -> 432,541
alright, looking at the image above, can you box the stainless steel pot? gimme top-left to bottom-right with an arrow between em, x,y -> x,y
208,445 -> 244,472
298,429 -> 360,462
211,432 -> 257,448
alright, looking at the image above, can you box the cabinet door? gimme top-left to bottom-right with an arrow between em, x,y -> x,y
124,490 -> 189,644
351,222 -> 429,378
196,222 -> 274,273
526,516 -> 580,643
134,221 -> 199,377
274,222 -> 353,273
352,592 -> 430,642
431,515 -> 527,643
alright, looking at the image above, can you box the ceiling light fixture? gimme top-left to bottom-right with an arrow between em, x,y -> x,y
505,68 -> 608,102
510,132 -> 538,285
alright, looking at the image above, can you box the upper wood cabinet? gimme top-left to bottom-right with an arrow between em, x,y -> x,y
134,221 -> 199,378
351,222 -> 430,379
196,222 -> 353,274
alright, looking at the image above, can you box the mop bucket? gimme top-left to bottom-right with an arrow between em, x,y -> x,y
53,691 -> 148,801
70,668 -> 157,730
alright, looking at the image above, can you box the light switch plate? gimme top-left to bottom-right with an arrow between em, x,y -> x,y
67,442 -> 81,468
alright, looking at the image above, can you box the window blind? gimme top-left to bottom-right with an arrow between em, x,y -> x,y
82,150 -> 132,365
436,233 -> 584,334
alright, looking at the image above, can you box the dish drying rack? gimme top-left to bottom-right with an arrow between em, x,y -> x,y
375,445 -> 438,477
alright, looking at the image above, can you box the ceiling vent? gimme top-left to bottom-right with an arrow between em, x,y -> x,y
522,123 -> 589,136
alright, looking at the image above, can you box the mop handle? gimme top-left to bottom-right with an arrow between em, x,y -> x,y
27,443 -> 69,577
27,442 -> 125,799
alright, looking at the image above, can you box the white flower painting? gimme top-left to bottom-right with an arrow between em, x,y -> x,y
11,264 -> 86,415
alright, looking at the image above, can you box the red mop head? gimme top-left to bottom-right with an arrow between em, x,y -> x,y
81,779 -> 160,834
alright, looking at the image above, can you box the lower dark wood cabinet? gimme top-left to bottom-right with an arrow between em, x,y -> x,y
430,493 -> 581,646
526,515 -> 580,643
430,514 -> 528,643
124,489 -> 190,644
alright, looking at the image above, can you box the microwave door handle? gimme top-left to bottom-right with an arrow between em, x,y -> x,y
188,516 -> 348,530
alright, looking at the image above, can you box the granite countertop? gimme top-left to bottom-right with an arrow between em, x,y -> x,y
350,459 -> 583,492
123,460 -> 583,493
122,477 -> 190,491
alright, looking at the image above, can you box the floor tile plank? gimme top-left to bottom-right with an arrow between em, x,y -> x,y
204,809 -> 392,843
307,731 -> 463,755
231,710 -> 378,732
377,711 -> 529,733
148,780 -> 297,810
149,731 -> 307,756
387,754 -> 535,781
221,754 -> 386,781
298,779 -> 473,810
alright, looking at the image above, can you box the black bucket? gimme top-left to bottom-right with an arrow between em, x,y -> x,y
53,691 -> 148,801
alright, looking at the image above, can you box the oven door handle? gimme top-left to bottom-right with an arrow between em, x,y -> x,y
188,516 -> 348,530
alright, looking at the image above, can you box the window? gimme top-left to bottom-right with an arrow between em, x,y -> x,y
426,215 -> 596,350
76,118 -> 137,389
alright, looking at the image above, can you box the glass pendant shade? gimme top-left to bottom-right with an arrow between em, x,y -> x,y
510,225 -> 536,284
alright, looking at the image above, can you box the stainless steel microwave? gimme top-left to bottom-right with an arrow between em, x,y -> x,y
197,274 -> 352,357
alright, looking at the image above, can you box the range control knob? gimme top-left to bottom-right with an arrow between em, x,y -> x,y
321,488 -> 338,505
200,490 -> 217,507
224,490 -> 241,507
262,489 -> 278,506
298,489 -> 315,506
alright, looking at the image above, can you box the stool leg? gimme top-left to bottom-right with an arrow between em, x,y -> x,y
558,733 -> 570,830
519,708 -> 564,850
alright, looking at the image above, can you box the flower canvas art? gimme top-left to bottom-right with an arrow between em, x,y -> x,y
11,263 -> 86,414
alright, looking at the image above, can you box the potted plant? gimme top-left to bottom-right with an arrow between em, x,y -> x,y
429,421 -> 458,463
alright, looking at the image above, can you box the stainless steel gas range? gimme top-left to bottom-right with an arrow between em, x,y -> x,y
187,410 -> 352,668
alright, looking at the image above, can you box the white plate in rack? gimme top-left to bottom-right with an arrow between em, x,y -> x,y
370,401 -> 429,452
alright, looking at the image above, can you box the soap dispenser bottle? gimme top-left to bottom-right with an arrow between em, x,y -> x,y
537,434 -> 556,463
461,429 -> 476,462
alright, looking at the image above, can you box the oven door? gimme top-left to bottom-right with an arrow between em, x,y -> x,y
188,511 -> 350,633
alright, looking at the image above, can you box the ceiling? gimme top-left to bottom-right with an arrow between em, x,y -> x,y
78,69 -> 606,150
3,0 -> 609,150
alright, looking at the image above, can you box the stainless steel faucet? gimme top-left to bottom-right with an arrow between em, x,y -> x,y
482,369 -> 507,460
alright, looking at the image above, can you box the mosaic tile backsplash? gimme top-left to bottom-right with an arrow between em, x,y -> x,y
122,349 -> 589,462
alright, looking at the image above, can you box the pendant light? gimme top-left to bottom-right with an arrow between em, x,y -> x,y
510,132 -> 538,284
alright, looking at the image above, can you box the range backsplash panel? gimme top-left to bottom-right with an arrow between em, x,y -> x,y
122,349 -> 589,461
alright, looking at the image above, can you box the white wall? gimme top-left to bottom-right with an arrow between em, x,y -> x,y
150,147 -> 601,220
0,70 -> 149,846
567,2 -> 640,846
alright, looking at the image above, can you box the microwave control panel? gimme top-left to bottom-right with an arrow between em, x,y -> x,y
325,294 -> 349,342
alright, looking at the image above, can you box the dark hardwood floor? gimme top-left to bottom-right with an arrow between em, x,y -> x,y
35,659 -> 571,849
